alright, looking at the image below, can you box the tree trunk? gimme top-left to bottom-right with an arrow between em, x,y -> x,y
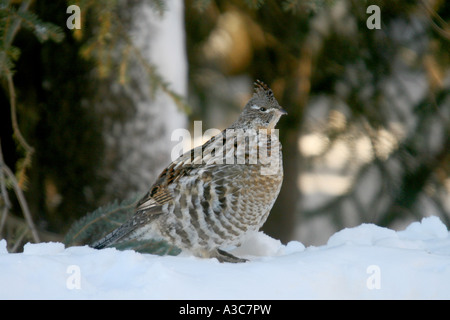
98,0 -> 188,202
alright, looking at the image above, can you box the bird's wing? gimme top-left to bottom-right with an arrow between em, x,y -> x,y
135,162 -> 189,212
135,130 -> 249,214
135,138 -> 211,213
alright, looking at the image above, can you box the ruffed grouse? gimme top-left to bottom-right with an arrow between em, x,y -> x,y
92,80 -> 287,262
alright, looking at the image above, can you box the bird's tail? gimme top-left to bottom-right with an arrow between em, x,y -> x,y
91,221 -> 136,249
91,209 -> 161,249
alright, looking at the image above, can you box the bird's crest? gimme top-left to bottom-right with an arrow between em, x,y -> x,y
254,80 -> 275,102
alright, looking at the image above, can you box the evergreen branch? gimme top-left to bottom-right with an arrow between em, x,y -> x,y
78,1 -> 190,113
0,46 -> 20,72
64,195 -> 140,246
11,8 -> 64,43
6,70 -> 34,157
0,139 -> 12,239
1,157 -> 39,243
0,0 -> 67,247
3,0 -> 32,48
65,194 -> 181,256
1,0 -> 64,157
127,39 -> 191,114
117,21 -> 191,114
114,239 -> 181,256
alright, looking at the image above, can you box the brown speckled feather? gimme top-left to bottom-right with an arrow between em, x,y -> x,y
92,81 -> 287,263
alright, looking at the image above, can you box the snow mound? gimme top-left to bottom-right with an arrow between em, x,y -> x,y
23,242 -> 65,255
0,216 -> 449,299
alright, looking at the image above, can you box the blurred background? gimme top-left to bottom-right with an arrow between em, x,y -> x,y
1,0 -> 449,252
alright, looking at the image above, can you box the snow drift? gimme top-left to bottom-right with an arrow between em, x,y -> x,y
0,216 -> 449,299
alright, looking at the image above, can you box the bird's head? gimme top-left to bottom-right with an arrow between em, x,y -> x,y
232,80 -> 287,130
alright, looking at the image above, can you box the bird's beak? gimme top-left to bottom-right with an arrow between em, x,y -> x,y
278,108 -> 288,116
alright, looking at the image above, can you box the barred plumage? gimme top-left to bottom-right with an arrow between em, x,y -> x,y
92,80 -> 287,262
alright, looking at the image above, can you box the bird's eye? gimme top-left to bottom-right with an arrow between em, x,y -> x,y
250,104 -> 269,112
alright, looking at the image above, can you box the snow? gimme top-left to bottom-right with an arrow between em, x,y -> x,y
1,216 -> 449,299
